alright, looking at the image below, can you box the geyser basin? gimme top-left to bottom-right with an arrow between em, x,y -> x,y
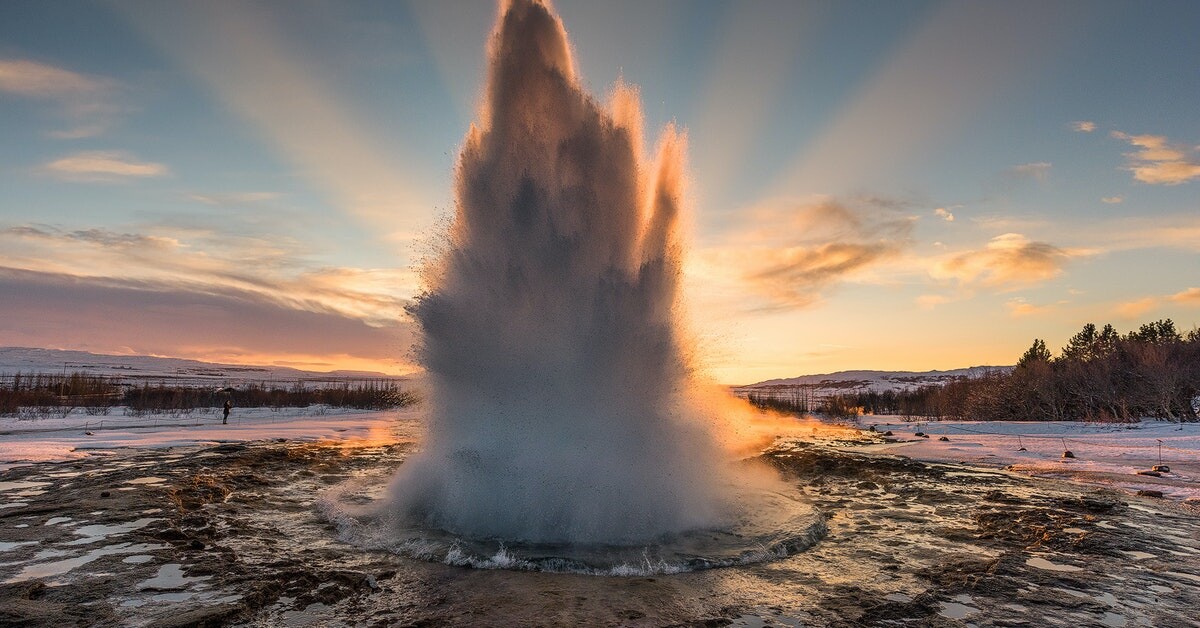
321,481 -> 825,576
387,0 -> 741,547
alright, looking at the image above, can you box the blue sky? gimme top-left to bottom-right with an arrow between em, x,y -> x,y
1,0 -> 1198,382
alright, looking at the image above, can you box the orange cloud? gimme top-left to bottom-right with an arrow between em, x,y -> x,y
1111,131 -> 1200,185
916,294 -> 952,309
1005,297 -> 1051,317
695,196 -> 914,311
1171,287 -> 1200,304
42,151 -> 168,181
1115,297 -> 1157,320
931,233 -> 1073,287
1071,120 -> 1096,133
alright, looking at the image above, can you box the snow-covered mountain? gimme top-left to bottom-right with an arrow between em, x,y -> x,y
733,366 -> 1012,398
0,347 -> 401,385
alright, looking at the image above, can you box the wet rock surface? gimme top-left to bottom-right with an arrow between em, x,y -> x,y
0,441 -> 1196,627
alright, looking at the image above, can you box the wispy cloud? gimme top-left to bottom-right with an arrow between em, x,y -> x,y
187,192 -> 280,206
1101,195 -> 1123,204
1010,161 -> 1052,182
916,294 -> 953,309
0,222 -> 415,326
934,207 -> 955,222
1111,131 -> 1200,185
42,151 -> 168,182
693,196 -> 915,311
1081,213 -> 1200,253
1071,120 -> 1096,133
931,233 -> 1075,287
1108,288 -> 1200,322
0,267 -> 416,375
0,58 -> 123,138
0,58 -> 105,96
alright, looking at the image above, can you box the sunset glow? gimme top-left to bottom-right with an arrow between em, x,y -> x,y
2,1 -> 1197,383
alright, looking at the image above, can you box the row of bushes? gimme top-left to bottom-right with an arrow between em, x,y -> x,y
0,374 -> 417,417
751,319 -> 1200,423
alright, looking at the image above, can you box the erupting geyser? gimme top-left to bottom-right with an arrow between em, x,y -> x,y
388,0 -> 728,545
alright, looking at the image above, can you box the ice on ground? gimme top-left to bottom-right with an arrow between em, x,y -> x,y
856,419 -> 1200,501
0,405 -> 423,470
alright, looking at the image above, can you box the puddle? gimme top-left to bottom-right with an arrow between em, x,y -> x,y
1027,556 -> 1084,572
66,518 -> 160,546
0,541 -> 38,553
1118,550 -> 1155,561
122,555 -> 155,564
0,502 -> 30,510
939,601 -> 979,619
0,481 -> 51,492
44,517 -> 73,526
1164,571 -> 1200,585
137,563 -> 210,591
5,542 -> 167,583
124,477 -> 167,485
1100,611 -> 1128,627
884,593 -> 912,603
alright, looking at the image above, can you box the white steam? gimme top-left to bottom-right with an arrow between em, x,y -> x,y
385,0 -> 732,544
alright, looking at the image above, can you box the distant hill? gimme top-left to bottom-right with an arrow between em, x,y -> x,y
733,366 -> 1012,399
0,347 -> 401,385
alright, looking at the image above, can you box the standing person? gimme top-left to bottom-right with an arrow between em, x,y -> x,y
223,399 -> 232,425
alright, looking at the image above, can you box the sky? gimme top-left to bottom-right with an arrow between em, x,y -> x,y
1,0 -> 1198,384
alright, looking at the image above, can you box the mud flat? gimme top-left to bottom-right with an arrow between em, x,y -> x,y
1,440 -> 1198,627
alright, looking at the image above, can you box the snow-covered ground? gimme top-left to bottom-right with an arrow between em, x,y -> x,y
2,407 -> 1197,503
854,418 -> 1200,502
0,406 -> 423,472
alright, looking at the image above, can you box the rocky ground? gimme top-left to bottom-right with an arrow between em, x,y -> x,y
1,439 -> 1198,627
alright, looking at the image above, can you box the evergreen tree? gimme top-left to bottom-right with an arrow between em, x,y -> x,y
1126,319 -> 1181,344
1061,323 -> 1098,362
1017,338 -> 1051,368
